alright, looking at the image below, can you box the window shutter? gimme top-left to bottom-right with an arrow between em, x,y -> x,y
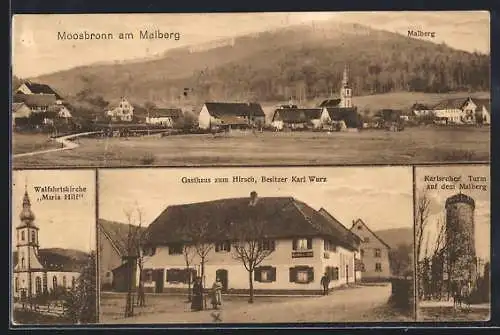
270,267 -> 277,282
292,239 -> 297,251
289,267 -> 296,282
307,238 -> 312,250
254,267 -> 262,282
308,267 -> 314,283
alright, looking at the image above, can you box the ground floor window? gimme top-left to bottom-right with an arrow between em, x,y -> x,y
325,266 -> 339,281
255,266 -> 276,283
375,263 -> 382,272
53,276 -> 58,289
289,266 -> 314,284
36,276 -> 42,294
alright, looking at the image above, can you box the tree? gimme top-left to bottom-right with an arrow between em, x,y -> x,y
389,243 -> 413,277
415,191 -> 431,262
64,251 -> 97,324
230,200 -> 273,303
183,245 -> 196,302
123,205 -> 147,317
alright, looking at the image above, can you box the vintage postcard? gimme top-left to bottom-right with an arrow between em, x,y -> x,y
11,11 -> 490,168
97,167 -> 414,323
414,165 -> 490,321
11,169 -> 97,325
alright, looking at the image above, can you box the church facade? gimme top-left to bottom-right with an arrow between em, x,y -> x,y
13,188 -> 81,300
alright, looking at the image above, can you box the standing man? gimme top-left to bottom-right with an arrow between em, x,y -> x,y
320,272 -> 330,296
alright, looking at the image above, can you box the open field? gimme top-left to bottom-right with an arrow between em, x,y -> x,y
13,126 -> 490,168
12,133 -> 63,155
100,284 -> 412,324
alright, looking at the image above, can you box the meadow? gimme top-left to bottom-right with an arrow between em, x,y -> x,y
12,133 -> 63,155
12,126 -> 490,168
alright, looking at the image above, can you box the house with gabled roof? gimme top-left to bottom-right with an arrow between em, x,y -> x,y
271,108 -> 329,130
97,219 -> 146,291
139,192 -> 360,293
198,102 -> 265,130
349,219 -> 391,281
15,80 -> 63,102
145,108 -> 183,128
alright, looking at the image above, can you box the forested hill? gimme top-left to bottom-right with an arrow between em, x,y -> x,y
27,20 -> 490,104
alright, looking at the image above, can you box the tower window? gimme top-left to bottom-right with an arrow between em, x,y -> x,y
31,231 -> 36,243
62,276 -> 67,288
21,257 -> 25,268
53,276 -> 58,289
21,231 -> 25,241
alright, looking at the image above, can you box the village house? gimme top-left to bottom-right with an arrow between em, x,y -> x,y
13,188 -> 85,299
145,108 -> 183,128
105,97 -> 134,122
411,103 -> 434,118
136,192 -> 361,294
349,219 -> 391,281
431,97 -> 491,125
15,81 -> 64,105
12,102 -> 32,127
97,219 -> 145,292
271,108 -> 329,130
198,102 -> 265,130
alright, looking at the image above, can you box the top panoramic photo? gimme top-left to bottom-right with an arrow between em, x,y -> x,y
11,11 -> 490,168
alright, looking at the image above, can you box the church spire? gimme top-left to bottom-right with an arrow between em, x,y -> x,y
20,185 -> 35,222
340,64 -> 353,108
342,64 -> 349,88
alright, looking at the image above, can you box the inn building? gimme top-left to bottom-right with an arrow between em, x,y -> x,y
136,192 -> 362,293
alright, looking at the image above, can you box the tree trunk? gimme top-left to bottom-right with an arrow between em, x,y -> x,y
248,270 -> 254,304
137,262 -> 146,307
187,266 -> 192,302
201,258 -> 206,310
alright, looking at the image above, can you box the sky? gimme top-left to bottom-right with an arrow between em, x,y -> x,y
12,11 -> 490,78
98,166 -> 414,233
415,165 -> 490,262
12,170 -> 96,253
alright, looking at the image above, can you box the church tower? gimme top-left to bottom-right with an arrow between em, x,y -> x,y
339,65 -> 353,108
15,186 -> 44,298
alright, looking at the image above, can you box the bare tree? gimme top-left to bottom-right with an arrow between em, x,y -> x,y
183,245 -> 196,302
231,218 -> 273,303
416,191 -> 431,262
123,204 -> 147,318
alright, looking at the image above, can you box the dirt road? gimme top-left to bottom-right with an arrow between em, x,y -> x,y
105,284 -> 394,324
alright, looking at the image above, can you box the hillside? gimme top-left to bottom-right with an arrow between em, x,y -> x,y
374,227 -> 414,249
28,19 -> 490,105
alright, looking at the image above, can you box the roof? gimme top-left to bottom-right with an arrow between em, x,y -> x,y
12,102 -> 29,112
350,218 -> 391,250
13,248 -> 89,272
470,98 -> 491,112
218,115 -> 248,125
17,81 -> 62,99
272,108 -> 323,123
432,98 -> 468,110
319,99 -> 342,107
143,195 -> 360,251
149,108 -> 183,118
98,219 -> 146,257
204,102 -> 265,118
445,193 -> 475,209
14,93 -> 57,107
325,107 -> 361,128
411,103 -> 431,110
318,208 -> 362,250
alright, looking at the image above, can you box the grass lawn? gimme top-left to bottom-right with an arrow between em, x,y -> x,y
12,309 -> 74,325
12,133 -> 63,155
418,306 -> 490,321
13,126 -> 490,168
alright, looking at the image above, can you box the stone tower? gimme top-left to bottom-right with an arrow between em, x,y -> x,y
339,65 -> 353,108
445,193 -> 477,286
15,187 -> 44,298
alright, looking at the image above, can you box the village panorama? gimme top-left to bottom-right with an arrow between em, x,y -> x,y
12,15 -> 490,167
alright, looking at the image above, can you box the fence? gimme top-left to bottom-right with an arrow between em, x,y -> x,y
15,300 -> 66,317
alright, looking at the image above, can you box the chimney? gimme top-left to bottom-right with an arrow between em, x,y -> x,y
249,191 -> 258,206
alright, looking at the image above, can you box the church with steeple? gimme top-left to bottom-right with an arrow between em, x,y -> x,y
318,65 -> 361,129
13,187 -> 85,300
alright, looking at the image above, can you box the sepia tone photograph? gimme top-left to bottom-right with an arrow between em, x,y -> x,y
11,11 -> 490,168
11,170 -> 97,325
97,167 -> 414,324
415,165 -> 490,321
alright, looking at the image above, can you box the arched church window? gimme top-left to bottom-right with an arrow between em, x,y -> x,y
21,231 -> 25,241
62,276 -> 67,288
53,276 -> 58,289
36,277 -> 42,295
31,231 -> 36,243
15,277 -> 18,292
21,257 -> 25,268
72,276 -> 76,288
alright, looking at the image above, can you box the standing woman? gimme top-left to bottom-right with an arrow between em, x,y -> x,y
211,277 -> 223,309
191,276 -> 203,311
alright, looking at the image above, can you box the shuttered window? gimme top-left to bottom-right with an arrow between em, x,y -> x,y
169,244 -> 183,255
293,238 -> 312,250
324,266 -> 339,281
259,240 -> 276,251
166,268 -> 196,283
289,266 -> 314,283
215,241 -> 231,252
255,266 -> 276,283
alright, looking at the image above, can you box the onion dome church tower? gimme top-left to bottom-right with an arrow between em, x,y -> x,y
14,187 -> 45,299
339,65 -> 353,108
